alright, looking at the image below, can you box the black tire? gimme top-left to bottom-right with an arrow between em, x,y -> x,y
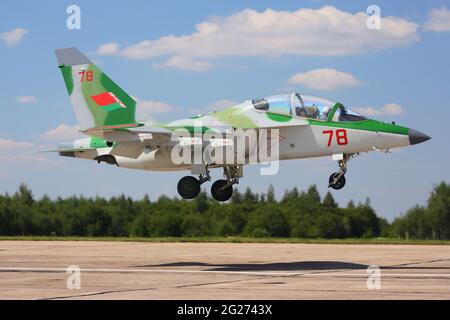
211,179 -> 233,202
177,176 -> 201,199
329,173 -> 346,190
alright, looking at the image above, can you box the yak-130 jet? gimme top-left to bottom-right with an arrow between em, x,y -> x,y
53,47 -> 431,202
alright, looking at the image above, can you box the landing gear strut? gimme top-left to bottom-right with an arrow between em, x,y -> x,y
210,166 -> 241,202
328,154 -> 353,190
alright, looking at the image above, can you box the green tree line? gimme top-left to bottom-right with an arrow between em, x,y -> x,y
390,182 -> 450,240
0,182 -> 448,239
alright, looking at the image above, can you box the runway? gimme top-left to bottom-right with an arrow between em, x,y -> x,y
0,241 -> 449,299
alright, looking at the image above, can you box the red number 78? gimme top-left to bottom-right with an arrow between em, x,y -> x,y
78,70 -> 93,82
322,129 -> 348,147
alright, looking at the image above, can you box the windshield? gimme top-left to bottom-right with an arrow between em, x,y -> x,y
332,105 -> 367,122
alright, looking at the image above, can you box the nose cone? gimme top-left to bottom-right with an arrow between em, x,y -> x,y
409,129 -> 431,145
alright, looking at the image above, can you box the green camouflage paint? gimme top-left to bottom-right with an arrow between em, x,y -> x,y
89,137 -> 112,148
59,65 -> 74,96
266,112 -> 292,122
214,107 -> 257,128
81,64 -> 137,127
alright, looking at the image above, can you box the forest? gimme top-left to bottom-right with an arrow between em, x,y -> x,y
0,182 -> 448,239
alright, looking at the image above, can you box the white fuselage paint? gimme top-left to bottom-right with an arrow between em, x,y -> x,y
71,125 -> 410,171
277,126 -> 409,160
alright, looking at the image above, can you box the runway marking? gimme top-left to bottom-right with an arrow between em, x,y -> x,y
1,267 -> 450,278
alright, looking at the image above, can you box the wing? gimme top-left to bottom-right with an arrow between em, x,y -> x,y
81,124 -> 173,142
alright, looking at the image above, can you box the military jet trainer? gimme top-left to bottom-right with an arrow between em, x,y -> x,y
52,48 -> 431,202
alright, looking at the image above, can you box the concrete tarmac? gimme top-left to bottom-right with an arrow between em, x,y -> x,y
0,241 -> 449,299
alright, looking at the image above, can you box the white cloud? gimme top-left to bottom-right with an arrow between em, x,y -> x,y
287,68 -> 361,90
1,28 -> 28,47
15,96 -> 37,104
136,99 -> 176,114
154,56 -> 211,72
0,138 -> 43,163
40,124 -> 82,141
110,6 -> 418,70
96,42 -> 119,55
423,7 -> 450,32
382,103 -> 404,115
0,138 -> 34,151
354,103 -> 405,117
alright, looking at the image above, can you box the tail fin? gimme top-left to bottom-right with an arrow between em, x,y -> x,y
55,47 -> 137,130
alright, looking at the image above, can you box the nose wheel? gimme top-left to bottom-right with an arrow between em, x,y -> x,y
328,154 -> 353,190
328,172 -> 346,190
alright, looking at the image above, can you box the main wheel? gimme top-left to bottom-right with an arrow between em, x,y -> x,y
211,179 -> 233,202
177,176 -> 201,199
329,173 -> 346,190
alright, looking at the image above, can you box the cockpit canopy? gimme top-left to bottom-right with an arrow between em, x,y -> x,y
252,93 -> 366,122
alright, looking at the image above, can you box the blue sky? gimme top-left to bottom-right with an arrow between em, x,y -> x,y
1,0 -> 449,220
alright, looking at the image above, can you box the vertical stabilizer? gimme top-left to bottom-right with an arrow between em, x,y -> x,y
55,47 -> 137,129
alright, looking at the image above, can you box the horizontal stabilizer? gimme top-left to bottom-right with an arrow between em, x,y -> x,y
37,147 -> 95,153
81,123 -> 145,133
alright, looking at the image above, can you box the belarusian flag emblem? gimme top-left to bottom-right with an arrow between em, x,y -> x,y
90,92 -> 126,111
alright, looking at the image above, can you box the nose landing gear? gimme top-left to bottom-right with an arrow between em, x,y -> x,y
328,171 -> 346,190
328,154 -> 354,190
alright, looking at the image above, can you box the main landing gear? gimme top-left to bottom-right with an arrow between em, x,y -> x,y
177,171 -> 211,200
210,166 -> 240,202
177,176 -> 201,199
328,154 -> 355,190
211,180 -> 233,202
177,166 -> 241,202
